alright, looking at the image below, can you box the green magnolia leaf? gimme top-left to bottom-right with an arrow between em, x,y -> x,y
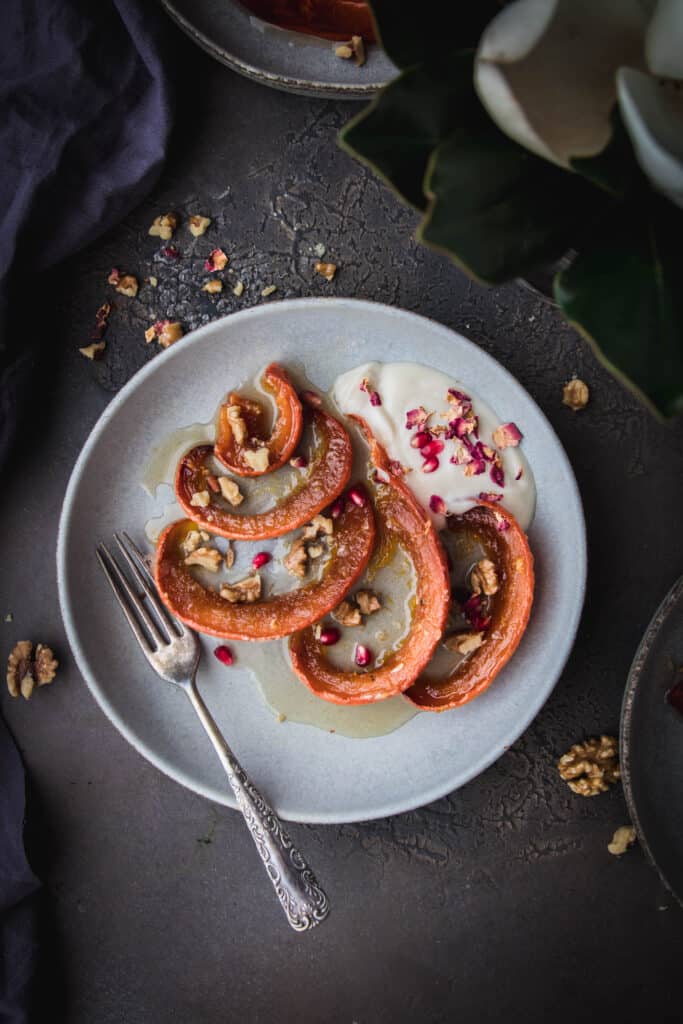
555,195 -> 683,417
339,57 -> 471,211
368,0 -> 500,69
418,59 -> 610,283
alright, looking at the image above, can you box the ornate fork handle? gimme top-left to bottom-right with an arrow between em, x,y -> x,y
186,680 -> 330,932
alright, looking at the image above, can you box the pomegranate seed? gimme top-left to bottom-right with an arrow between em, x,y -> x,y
301,389 -> 322,407
214,645 -> 234,666
328,495 -> 345,519
354,644 -> 373,667
422,456 -> 439,473
348,484 -> 368,507
410,430 -> 432,449
289,455 -> 308,469
206,474 -> 220,493
420,439 -> 444,458
429,494 -> 447,515
317,627 -> 340,646
478,491 -> 503,503
252,551 -> 271,570
405,406 -> 429,429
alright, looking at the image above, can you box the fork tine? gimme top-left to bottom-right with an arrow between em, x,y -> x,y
97,543 -> 166,649
96,546 -> 153,654
114,533 -> 178,639
120,531 -> 188,636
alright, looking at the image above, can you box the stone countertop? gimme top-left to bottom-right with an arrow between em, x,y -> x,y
1,24 -> 681,1024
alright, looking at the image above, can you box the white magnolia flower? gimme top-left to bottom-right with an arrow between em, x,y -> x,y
474,0 -> 683,207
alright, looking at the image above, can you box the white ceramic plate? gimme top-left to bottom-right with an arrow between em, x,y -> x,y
57,299 -> 586,824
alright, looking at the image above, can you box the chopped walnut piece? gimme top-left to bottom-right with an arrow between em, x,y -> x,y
233,280 -> 245,297
563,377 -> 590,411
558,735 -> 620,796
116,274 -> 139,298
261,284 -> 277,297
147,275 -> 158,287
157,321 -> 184,349
444,631 -> 484,655
148,213 -> 177,240
470,558 -> 499,596
190,490 -> 211,508
202,279 -> 223,294
335,34 -> 365,65
307,542 -> 324,559
314,261 -> 337,281
180,529 -> 211,557
7,641 -> 58,700
608,825 -> 637,856
144,326 -> 157,344
284,537 -> 307,578
217,476 -> 243,506
226,405 -> 247,445
224,542 -> 235,569
79,342 -> 106,360
189,215 -> 211,237
355,590 -> 381,615
302,514 -> 334,540
219,574 -> 261,604
333,600 -> 362,627
184,546 -> 222,572
243,448 -> 270,473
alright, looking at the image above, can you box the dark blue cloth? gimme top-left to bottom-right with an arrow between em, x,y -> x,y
0,3 -> 171,1020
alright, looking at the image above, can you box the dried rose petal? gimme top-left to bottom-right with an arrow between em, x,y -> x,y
490,463 -> 505,488
328,495 -> 345,519
405,407 -> 430,429
107,268 -> 120,285
214,645 -> 234,666
420,439 -> 445,459
429,495 -> 447,515
463,458 -> 486,477
161,245 -> 180,259
251,552 -> 271,570
360,377 -> 381,406
354,643 -> 373,667
369,391 -> 382,407
205,248 -> 228,272
410,430 -> 432,450
450,445 -> 473,466
422,456 -> 439,474
389,459 -> 410,476
289,455 -> 308,469
478,491 -> 503,503
480,444 -> 496,462
462,594 -> 491,631
348,484 -> 368,507
492,422 -> 523,449
494,513 -> 510,532
317,627 -> 340,646
515,467 -> 523,481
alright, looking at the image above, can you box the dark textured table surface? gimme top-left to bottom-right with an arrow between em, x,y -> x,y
2,25 -> 682,1024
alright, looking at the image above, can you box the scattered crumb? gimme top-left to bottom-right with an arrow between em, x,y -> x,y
563,377 -> 590,411
314,261 -> 337,281
5,613 -> 13,623
189,215 -> 211,238
233,280 -> 244,297
202,279 -> 223,294
146,275 -> 158,287
79,342 -> 106,360
277,712 -> 286,723
608,825 -> 637,856
335,35 -> 365,66
261,285 -> 277,298
313,242 -> 326,258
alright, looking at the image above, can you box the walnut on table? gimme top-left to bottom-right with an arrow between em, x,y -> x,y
7,641 -> 58,700
284,537 -> 308,578
608,825 -> 637,856
563,378 -> 590,411
557,735 -> 620,796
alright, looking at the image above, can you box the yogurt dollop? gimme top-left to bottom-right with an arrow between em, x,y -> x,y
332,361 -> 536,531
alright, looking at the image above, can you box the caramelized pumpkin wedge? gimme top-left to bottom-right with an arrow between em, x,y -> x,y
154,498 -> 375,641
289,423 -> 451,705
214,362 -> 303,476
176,406 -> 352,540
406,502 -> 534,712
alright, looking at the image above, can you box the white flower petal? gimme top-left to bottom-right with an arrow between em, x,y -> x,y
618,66 -> 683,207
645,0 -> 683,80
475,0 -> 649,167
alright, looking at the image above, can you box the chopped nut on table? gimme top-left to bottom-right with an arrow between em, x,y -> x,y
333,600 -> 362,627
7,640 -> 58,700
202,279 -> 223,295
217,477 -> 243,506
444,631 -> 484,655
334,35 -> 365,66
243,448 -> 270,473
148,213 -> 177,240
79,341 -> 106,360
219,574 -> 261,604
145,320 -> 184,349
261,285 -> 277,298
115,274 -> 139,298
562,377 -> 590,411
233,280 -> 245,297
184,546 -> 222,572
355,590 -> 381,615
558,735 -> 620,796
180,529 -> 211,557
469,558 -> 499,597
226,405 -> 247,445
608,825 -> 637,856
302,515 -> 333,541
190,490 -> 211,508
314,261 -> 337,282
284,537 -> 308,578
224,542 -> 235,569
188,215 -> 211,237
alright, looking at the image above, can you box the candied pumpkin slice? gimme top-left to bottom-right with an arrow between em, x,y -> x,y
406,502 -> 534,712
289,424 -> 451,705
214,362 -> 303,476
154,497 -> 375,641
176,406 -> 352,541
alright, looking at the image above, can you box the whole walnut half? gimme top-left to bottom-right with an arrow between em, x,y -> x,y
557,735 -> 620,796
6,641 -> 58,700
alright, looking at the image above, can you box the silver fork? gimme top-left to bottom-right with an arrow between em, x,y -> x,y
96,531 -> 330,932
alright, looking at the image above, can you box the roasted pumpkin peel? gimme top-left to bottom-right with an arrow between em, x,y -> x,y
288,421 -> 451,705
214,362 -> 303,476
406,501 -> 534,712
154,497 -> 375,641
175,405 -> 353,540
